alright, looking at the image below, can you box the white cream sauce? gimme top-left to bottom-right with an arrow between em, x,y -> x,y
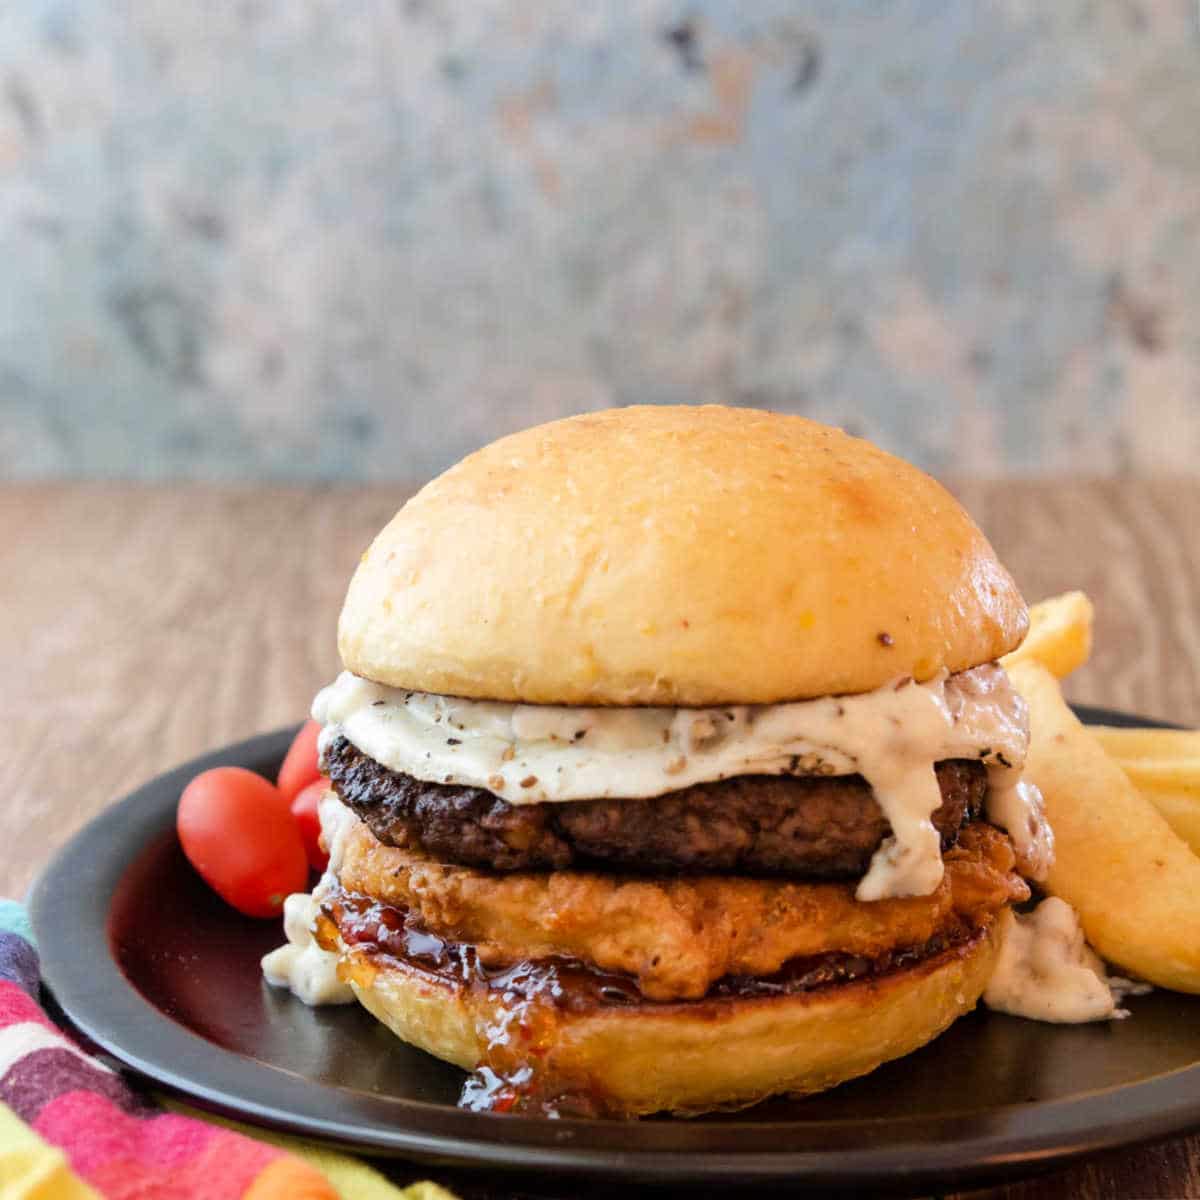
313,663 -> 1049,901
984,899 -> 1140,1023
261,892 -> 354,1006
986,774 -> 1053,882
262,791 -> 366,1006
312,788 -> 358,899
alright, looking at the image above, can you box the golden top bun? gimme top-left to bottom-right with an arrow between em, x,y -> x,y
339,406 -> 1027,705
324,915 -> 1003,1117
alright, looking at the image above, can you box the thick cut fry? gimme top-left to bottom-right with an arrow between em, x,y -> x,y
1127,788 -> 1200,858
1001,591 -> 1094,679
1087,726 -> 1200,762
1009,660 -> 1200,993
1087,726 -> 1200,856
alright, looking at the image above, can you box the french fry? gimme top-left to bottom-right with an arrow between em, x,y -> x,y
1008,660 -> 1200,993
1087,726 -> 1200,857
1001,591 -> 1094,679
1128,788 -> 1200,860
1086,726 -> 1200,762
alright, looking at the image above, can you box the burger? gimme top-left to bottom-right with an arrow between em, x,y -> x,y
305,405 -> 1051,1117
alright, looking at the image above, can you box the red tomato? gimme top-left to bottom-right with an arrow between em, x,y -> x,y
177,767 -> 308,918
291,779 -> 330,873
277,719 -> 323,803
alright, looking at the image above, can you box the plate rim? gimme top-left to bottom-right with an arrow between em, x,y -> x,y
28,706 -> 1200,1190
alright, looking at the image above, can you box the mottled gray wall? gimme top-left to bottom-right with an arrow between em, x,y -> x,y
2,0 -> 1199,481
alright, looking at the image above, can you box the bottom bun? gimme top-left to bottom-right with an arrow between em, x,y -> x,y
319,911 -> 1006,1117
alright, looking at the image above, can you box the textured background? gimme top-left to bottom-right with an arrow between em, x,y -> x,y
2,0 -> 1198,482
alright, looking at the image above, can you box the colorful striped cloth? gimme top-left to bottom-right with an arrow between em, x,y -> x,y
0,900 -> 456,1200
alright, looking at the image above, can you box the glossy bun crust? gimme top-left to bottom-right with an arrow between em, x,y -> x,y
338,407 -> 1027,705
320,916 -> 1003,1117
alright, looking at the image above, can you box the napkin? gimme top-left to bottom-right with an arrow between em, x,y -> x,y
0,900 -> 456,1200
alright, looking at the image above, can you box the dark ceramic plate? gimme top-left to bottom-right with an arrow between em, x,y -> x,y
29,708 -> 1200,1195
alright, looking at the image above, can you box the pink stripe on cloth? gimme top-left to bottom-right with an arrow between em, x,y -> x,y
2,1045 -> 148,1123
85,1139 -> 289,1200
0,980 -> 58,1033
34,1089 -> 286,1198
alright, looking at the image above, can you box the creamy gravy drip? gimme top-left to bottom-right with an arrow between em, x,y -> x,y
986,773 -> 1053,882
260,892 -> 354,1006
313,663 -> 1046,900
261,794 -> 361,1006
984,899 -> 1139,1023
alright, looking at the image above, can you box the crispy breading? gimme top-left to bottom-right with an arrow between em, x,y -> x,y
334,819 -> 1027,1001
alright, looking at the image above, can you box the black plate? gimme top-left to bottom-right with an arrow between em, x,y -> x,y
29,707 -> 1200,1195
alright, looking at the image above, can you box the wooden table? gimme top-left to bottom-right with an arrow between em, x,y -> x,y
4,479 -> 1199,1199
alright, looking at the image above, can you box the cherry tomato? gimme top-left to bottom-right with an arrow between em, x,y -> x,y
291,779 -> 330,873
177,767 -> 308,918
277,719 -> 323,803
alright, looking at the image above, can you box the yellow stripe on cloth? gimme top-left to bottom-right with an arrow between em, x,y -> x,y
163,1100 -> 458,1199
0,1101 -> 101,1200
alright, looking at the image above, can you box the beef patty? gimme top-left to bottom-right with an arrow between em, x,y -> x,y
323,736 -> 988,878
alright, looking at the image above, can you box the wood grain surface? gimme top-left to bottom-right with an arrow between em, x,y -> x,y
3,479 -> 1199,1200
